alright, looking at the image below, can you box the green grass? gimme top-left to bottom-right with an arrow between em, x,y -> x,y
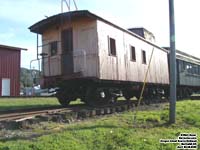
0,98 -> 60,111
0,98 -> 84,111
0,100 -> 200,150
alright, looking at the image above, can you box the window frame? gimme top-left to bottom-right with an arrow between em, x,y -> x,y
141,50 -> 147,64
49,41 -> 58,56
198,66 -> 200,75
108,36 -> 117,56
130,45 -> 136,62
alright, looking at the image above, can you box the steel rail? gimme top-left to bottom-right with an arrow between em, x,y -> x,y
0,107 -> 73,122
0,101 -> 135,122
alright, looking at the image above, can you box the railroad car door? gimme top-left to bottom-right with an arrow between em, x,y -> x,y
61,28 -> 74,75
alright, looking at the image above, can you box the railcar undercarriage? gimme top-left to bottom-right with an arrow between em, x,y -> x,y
54,79 -> 171,106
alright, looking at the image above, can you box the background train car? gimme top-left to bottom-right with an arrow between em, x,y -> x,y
29,10 -> 170,106
163,47 -> 200,98
176,50 -> 200,98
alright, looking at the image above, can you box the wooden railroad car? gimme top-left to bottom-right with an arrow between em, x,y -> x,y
29,10 -> 170,106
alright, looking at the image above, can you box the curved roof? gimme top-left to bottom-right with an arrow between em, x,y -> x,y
29,10 -> 97,34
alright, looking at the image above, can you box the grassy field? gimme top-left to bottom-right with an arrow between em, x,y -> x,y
0,100 -> 199,150
0,98 -> 60,111
0,98 -> 83,111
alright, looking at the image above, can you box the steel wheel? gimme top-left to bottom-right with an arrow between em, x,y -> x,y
85,87 -> 112,106
56,91 -> 71,107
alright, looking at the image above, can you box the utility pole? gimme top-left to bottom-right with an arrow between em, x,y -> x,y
169,0 -> 176,124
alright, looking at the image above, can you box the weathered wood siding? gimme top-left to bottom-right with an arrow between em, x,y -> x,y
41,17 -> 169,84
42,18 -> 99,77
97,20 -> 169,84
42,27 -> 62,76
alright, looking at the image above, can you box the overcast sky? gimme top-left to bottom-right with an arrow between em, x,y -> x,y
0,0 -> 199,69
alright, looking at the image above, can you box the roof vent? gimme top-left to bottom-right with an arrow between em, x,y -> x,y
128,27 -> 156,43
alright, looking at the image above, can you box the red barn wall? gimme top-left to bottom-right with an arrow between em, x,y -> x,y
0,48 -> 20,96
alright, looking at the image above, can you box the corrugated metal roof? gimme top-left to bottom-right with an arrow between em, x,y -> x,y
0,44 -> 27,51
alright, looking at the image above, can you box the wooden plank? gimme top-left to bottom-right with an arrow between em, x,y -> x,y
97,20 -> 169,84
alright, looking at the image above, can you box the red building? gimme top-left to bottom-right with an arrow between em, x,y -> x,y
0,45 -> 26,96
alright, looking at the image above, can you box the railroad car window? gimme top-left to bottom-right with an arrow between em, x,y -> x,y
194,65 -> 198,74
108,37 -> 116,56
191,65 -> 194,74
198,66 -> 200,75
187,63 -> 192,73
186,63 -> 191,72
141,50 -> 146,64
193,65 -> 196,74
197,66 -> 199,74
50,41 -> 57,56
193,65 -> 195,74
183,61 -> 187,71
179,61 -> 184,72
130,46 -> 136,61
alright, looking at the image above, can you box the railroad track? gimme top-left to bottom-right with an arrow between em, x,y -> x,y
0,100 -> 169,130
0,107 -> 71,122
0,103 -> 86,122
0,101 -> 137,129
0,104 -> 85,115
0,106 -> 62,115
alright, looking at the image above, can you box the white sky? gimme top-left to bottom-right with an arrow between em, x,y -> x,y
0,0 -> 199,69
